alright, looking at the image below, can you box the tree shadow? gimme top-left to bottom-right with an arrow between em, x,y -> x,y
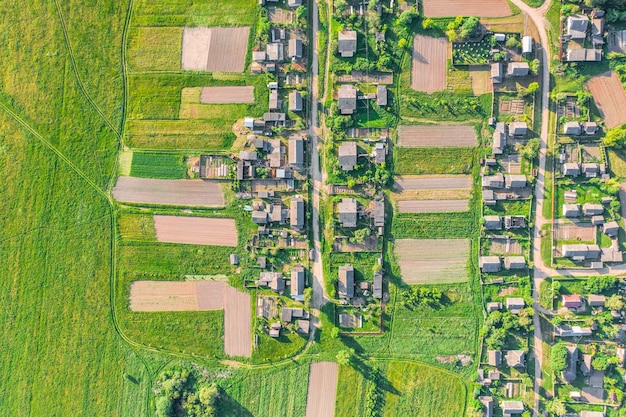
217,388 -> 254,417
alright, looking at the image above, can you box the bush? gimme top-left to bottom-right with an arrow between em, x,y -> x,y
550,343 -> 568,372
604,127 -> 626,148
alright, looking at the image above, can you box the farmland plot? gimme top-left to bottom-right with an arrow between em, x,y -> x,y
200,86 -> 255,103
398,199 -> 469,213
395,239 -> 469,284
554,222 -> 596,242
397,125 -> 477,147
153,215 -> 238,246
127,27 -> 183,71
394,175 -> 471,190
411,35 -> 448,93
422,0 -> 511,18
113,176 -> 224,207
306,362 -> 339,417
223,285 -> 252,357
129,280 -> 226,311
181,27 -> 249,72
586,71 -> 626,129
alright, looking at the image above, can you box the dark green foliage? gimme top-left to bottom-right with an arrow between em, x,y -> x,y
400,286 -> 443,309
154,368 -> 218,417
393,212 -> 478,239
130,152 -> 188,179
550,343 -> 568,372
394,147 -> 475,175
584,276 -> 618,294
400,91 -> 489,121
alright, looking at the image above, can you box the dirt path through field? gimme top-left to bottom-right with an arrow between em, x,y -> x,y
305,362 -> 338,417
153,215 -> 238,246
223,286 -> 251,358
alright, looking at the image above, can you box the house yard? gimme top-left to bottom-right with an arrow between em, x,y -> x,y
181,27 -> 249,72
153,215 -> 238,246
586,71 -> 626,129
395,239 -> 470,284
397,125 -> 477,147
411,35 -> 448,93
113,176 -> 225,207
422,0 -> 511,18
305,362 -> 338,417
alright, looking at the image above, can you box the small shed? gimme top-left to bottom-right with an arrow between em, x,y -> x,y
587,294 -> 606,307
376,84 -> 387,106
563,121 -> 582,136
506,298 -> 525,313
291,266 -> 305,300
229,254 -> 239,265
486,302 -> 502,313
509,121 -> 528,136
522,36 -> 533,54
479,256 -> 501,273
491,63 -> 503,84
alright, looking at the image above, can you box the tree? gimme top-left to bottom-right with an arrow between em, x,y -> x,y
398,38 -> 408,49
529,59 -> 540,76
485,327 -> 506,350
398,9 -> 419,29
156,396 -> 173,417
330,326 -> 340,339
303,287 -> 313,309
518,307 -> 534,332
585,276 -> 618,293
506,36 -> 520,48
460,16 -> 480,38
550,399 -> 567,416
550,343 -> 568,372
422,18 -> 434,29
518,138 -> 541,161
526,82 -> 539,95
336,348 -> 354,366
606,294 -> 624,311
296,5 -> 307,20
604,127 -> 626,148
592,354 -> 609,371
334,0 -> 348,15
350,228 -> 370,244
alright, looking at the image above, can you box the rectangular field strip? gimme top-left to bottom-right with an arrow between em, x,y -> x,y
305,362 -> 339,417
153,215 -> 237,246
411,35 -> 448,93
586,71 -> 626,129
129,280 -> 226,311
200,86 -> 255,103
398,199 -> 469,213
422,0 -> 511,17
113,176 -> 224,207
181,27 -> 249,72
397,125 -> 477,147
395,238 -> 469,284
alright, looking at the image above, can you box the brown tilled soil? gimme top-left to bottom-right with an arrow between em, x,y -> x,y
586,71 -> 626,129
395,239 -> 469,284
181,27 -> 249,72
223,285 -> 252,358
394,175 -> 472,191
129,281 -> 225,311
411,35 -> 447,93
113,177 -> 224,207
554,223 -> 596,242
305,362 -> 339,417
153,215 -> 237,247
200,86 -> 254,103
397,124 -> 477,147
423,0 -> 511,17
398,199 -> 469,213
469,66 -> 492,95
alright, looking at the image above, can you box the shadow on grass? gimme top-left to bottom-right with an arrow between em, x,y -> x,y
217,388 -> 254,417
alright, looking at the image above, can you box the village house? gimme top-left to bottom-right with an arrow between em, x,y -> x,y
266,42 -> 284,62
376,84 -> 387,106
258,271 -> 285,292
338,141 -> 357,171
603,221 -> 619,237
482,173 -> 505,188
563,121 -> 582,136
290,266 -> 305,301
373,199 -> 385,229
270,27 -> 285,43
580,353 -> 593,377
505,175 -> 526,189
484,215 -> 502,230
582,163 -> 600,178
487,350 -> 502,367
486,302 -> 502,313
506,298 -> 526,314
483,189 -> 496,206
591,215 -> 604,225
338,198 -> 358,228
338,84 -> 357,114
269,90 -> 280,111
563,203 -> 580,217
290,197 -> 305,232
506,62 -> 530,77
562,162 -> 580,176
479,256 -> 501,273
492,123 -> 506,154
373,271 -> 383,299
563,294 -> 584,309
289,90 -> 303,112
587,294 -> 606,307
580,412 -> 605,417
288,134 -> 305,170
562,345 -> 579,383
505,350 -> 526,368
566,48 -> 602,62
567,14 -> 589,39
562,244 -> 601,260
338,264 -> 355,299
269,322 -> 281,337
555,324 -> 593,337
584,121 -> 599,135
582,203 -> 603,216
373,142 -> 386,164
338,30 -> 357,57
288,38 -> 303,59
504,256 -> 526,270
522,36 -> 533,54
491,63 -> 503,84
479,396 -> 494,417
509,121 -> 528,136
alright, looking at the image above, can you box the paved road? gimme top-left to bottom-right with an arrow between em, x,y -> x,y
508,0 -> 552,414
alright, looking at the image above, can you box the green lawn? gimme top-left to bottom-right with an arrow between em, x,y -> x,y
132,0 -> 258,27
127,27 -> 182,71
335,365 -> 369,417
394,147 -> 475,175
126,119 -> 236,150
392,212 -> 479,239
484,200 -> 532,217
129,152 -> 188,179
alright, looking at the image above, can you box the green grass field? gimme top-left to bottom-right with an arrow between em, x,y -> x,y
394,147 -> 476,175
126,119 -> 236,149
335,365 -> 369,416
117,213 -> 157,240
127,27 -> 182,71
129,152 -> 188,179
392,212 -> 479,239
608,149 -> 626,178
133,0 -> 258,27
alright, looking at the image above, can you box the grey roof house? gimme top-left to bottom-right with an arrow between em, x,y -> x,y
562,162 -> 580,176
509,121 -> 527,136
338,84 -> 357,114
563,203 -> 580,217
338,198 -> 358,228
504,256 -> 526,270
373,272 -> 383,299
289,90 -> 303,112
567,14 -> 589,39
290,197 -> 305,231
338,30 -> 357,57
484,216 -> 502,230
505,175 -> 526,188
291,266 -> 305,300
376,84 -> 387,106
338,141 -> 357,171
338,264 -> 355,298
491,63 -> 503,83
505,350 -> 526,368
289,134 -> 304,169
563,121 -> 582,136
288,38 -> 303,58
507,62 -> 530,77
492,123 -> 506,155
479,256 -> 501,273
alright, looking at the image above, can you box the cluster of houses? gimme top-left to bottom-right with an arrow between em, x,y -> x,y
257,296 -> 311,338
562,120 -> 599,136
337,263 -> 383,302
237,134 -> 305,180
491,61 -> 531,84
250,194 -> 305,233
483,215 -> 526,231
563,11 -> 605,62
491,121 -> 528,154
481,172 -> 528,205
255,263 -> 306,300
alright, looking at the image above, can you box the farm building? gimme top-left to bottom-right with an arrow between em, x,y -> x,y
373,199 -> 385,228
584,121 -> 599,135
567,15 -> 589,39
492,123 -> 506,154
258,272 -> 285,292
289,134 -> 305,169
230,254 -> 239,265
505,175 -> 526,188
522,36 -> 533,54
487,350 -> 502,367
338,198 -> 358,228
582,203 -> 604,216
338,84 -> 357,114
562,162 -> 580,176
504,216 -> 526,229
555,324 -> 593,337
289,90 -> 303,111
491,63 -> 503,84
291,266 -> 305,300
506,298 -> 525,313
504,351 -> 525,368
603,221 -> 619,236
587,294 -> 606,307
338,141 -> 357,171
566,48 -> 602,62
582,163 -> 600,177
338,264 -> 355,299
373,143 -> 386,164
561,244 -> 601,260
290,197 -> 305,231
562,345 -> 579,383
504,256 -> 526,270
479,397 -> 494,417
338,30 -> 357,57
266,42 -> 284,61
484,216 -> 502,230
373,272 -> 383,299
506,62 -> 530,77
563,204 -> 580,217
288,38 -> 303,58
486,302 -> 502,313
479,256 -> 501,273
376,84 -> 387,106
563,294 -> 584,309
509,121 -> 528,136
482,173 -> 505,188
563,121 -> 582,135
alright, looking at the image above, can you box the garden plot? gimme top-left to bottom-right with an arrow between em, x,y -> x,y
393,175 -> 472,200
488,238 -> 522,255
223,285 -> 252,357
200,86 -> 254,103
181,27 -> 249,72
305,362 -> 338,417
397,125 -> 476,147
395,239 -> 469,284
468,66 -> 491,95
398,199 -> 469,213
586,71 -> 626,129
554,222 -> 596,242
268,6 -> 293,24
129,281 -> 225,311
154,215 -> 237,246
411,35 -> 448,93
499,99 -> 525,115
113,176 -> 224,207
422,0 -> 511,17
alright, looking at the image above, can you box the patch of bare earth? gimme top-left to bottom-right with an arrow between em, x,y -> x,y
422,0 -> 511,18
554,222 -> 596,241
223,286 -> 252,358
397,199 -> 469,213
181,27 -> 249,72
200,86 -> 254,103
586,71 -> 626,129
392,175 -> 472,201
397,124 -> 477,147
129,281 -> 226,311
395,239 -> 469,284
113,176 -> 225,207
469,66 -> 492,95
153,215 -> 238,247
411,35 -> 448,93
305,362 -> 338,417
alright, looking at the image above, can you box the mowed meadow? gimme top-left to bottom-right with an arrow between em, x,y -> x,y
0,1 -> 148,415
